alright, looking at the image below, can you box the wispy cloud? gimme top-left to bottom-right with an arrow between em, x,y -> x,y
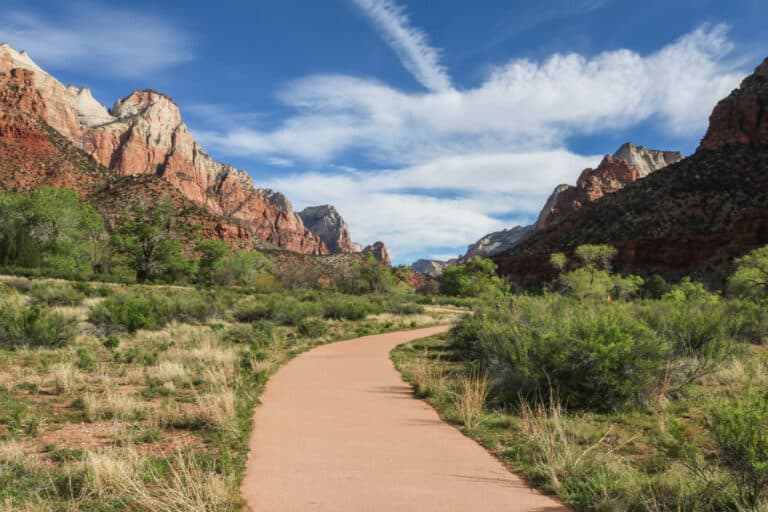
350,0 -> 452,92
264,150 -> 601,262
193,24 -> 746,263
198,25 -> 743,166
0,3 -> 193,78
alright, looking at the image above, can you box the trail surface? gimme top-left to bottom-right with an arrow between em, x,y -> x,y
242,326 -> 567,512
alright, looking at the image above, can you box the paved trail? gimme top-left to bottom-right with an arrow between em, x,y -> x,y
241,326 -> 568,512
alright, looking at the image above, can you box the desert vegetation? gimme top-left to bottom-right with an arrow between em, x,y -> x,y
394,245 -> 768,511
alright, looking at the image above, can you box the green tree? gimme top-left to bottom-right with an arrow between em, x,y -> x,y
574,244 -> 618,284
550,252 -> 567,272
0,187 -> 105,275
440,258 -> 506,297
195,239 -> 229,287
213,250 -> 273,287
729,246 -> 768,302
111,200 -> 194,283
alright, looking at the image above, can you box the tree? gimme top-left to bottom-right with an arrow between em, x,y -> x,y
111,200 -> 194,283
341,254 -> 395,294
574,244 -> 618,285
0,187 -> 105,275
550,252 -> 567,272
575,244 -> 617,270
213,250 -> 273,287
440,258 -> 507,297
729,246 -> 768,302
195,239 -> 229,287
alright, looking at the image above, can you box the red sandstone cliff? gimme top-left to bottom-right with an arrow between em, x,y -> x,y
494,57 -> 768,287
700,58 -> 768,150
0,43 -> 326,255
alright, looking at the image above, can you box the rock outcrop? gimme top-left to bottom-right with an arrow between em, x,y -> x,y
536,143 -> 682,230
298,205 -> 358,254
0,44 -> 327,255
700,58 -> 768,150
612,142 -> 683,178
362,242 -> 392,267
494,57 -> 768,287
412,259 -> 449,277
463,225 -> 534,260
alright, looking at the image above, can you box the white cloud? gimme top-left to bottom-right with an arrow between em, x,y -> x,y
198,25 -> 743,167
192,24 -> 746,263
264,150 -> 600,262
0,4 -> 193,78
350,0 -> 452,92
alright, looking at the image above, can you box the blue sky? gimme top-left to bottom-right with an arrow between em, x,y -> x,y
2,0 -> 767,264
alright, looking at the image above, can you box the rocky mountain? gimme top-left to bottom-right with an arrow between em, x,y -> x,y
362,242 -> 392,267
298,205 -> 359,254
0,63 -> 252,249
463,225 -> 535,260
536,144 -> 682,230
412,259 -> 449,277
0,43 -> 327,255
612,142 -> 683,178
494,57 -> 768,287
412,142 -> 679,275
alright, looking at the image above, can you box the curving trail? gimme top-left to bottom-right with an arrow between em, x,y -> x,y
241,326 -> 568,512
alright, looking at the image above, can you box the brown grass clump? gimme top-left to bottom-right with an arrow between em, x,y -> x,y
453,371 -> 489,431
52,362 -> 80,394
83,389 -> 144,421
410,350 -> 445,398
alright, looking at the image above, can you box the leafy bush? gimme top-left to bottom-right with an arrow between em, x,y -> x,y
297,317 -> 329,338
460,298 -> 670,411
709,390 -> 768,507
29,282 -> 86,306
440,258 -> 507,297
321,295 -> 376,320
728,245 -> 768,303
212,250 -> 273,287
224,320 -> 279,348
0,300 -> 76,347
89,290 -> 215,332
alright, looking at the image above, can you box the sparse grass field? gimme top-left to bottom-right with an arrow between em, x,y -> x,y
0,275 -> 462,511
393,331 -> 768,511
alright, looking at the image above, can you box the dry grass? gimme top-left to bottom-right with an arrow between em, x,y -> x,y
409,350 -> 446,398
190,391 -> 236,431
80,447 -> 233,511
85,450 -> 141,497
51,362 -> 80,394
453,371 -> 489,431
130,451 -> 234,512
83,389 -> 144,421
147,361 -> 189,384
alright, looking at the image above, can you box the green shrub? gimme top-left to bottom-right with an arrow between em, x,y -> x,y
728,245 -> 768,303
321,295 -> 375,320
76,346 -> 95,370
89,289 -> 214,332
102,335 -> 120,350
0,301 -> 76,347
297,317 -> 329,338
29,282 -> 85,306
708,390 -> 768,507
462,298 -> 669,411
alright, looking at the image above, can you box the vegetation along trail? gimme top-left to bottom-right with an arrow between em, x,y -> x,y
241,325 -> 567,512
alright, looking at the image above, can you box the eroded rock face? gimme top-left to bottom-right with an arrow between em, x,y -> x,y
298,205 -> 358,254
494,57 -> 768,288
362,242 -> 392,267
463,225 -> 534,261
0,44 -> 326,255
412,259 -> 449,277
536,143 -> 681,230
612,142 -> 682,178
700,58 -> 768,150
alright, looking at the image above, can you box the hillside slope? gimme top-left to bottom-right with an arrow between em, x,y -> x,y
494,58 -> 768,286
